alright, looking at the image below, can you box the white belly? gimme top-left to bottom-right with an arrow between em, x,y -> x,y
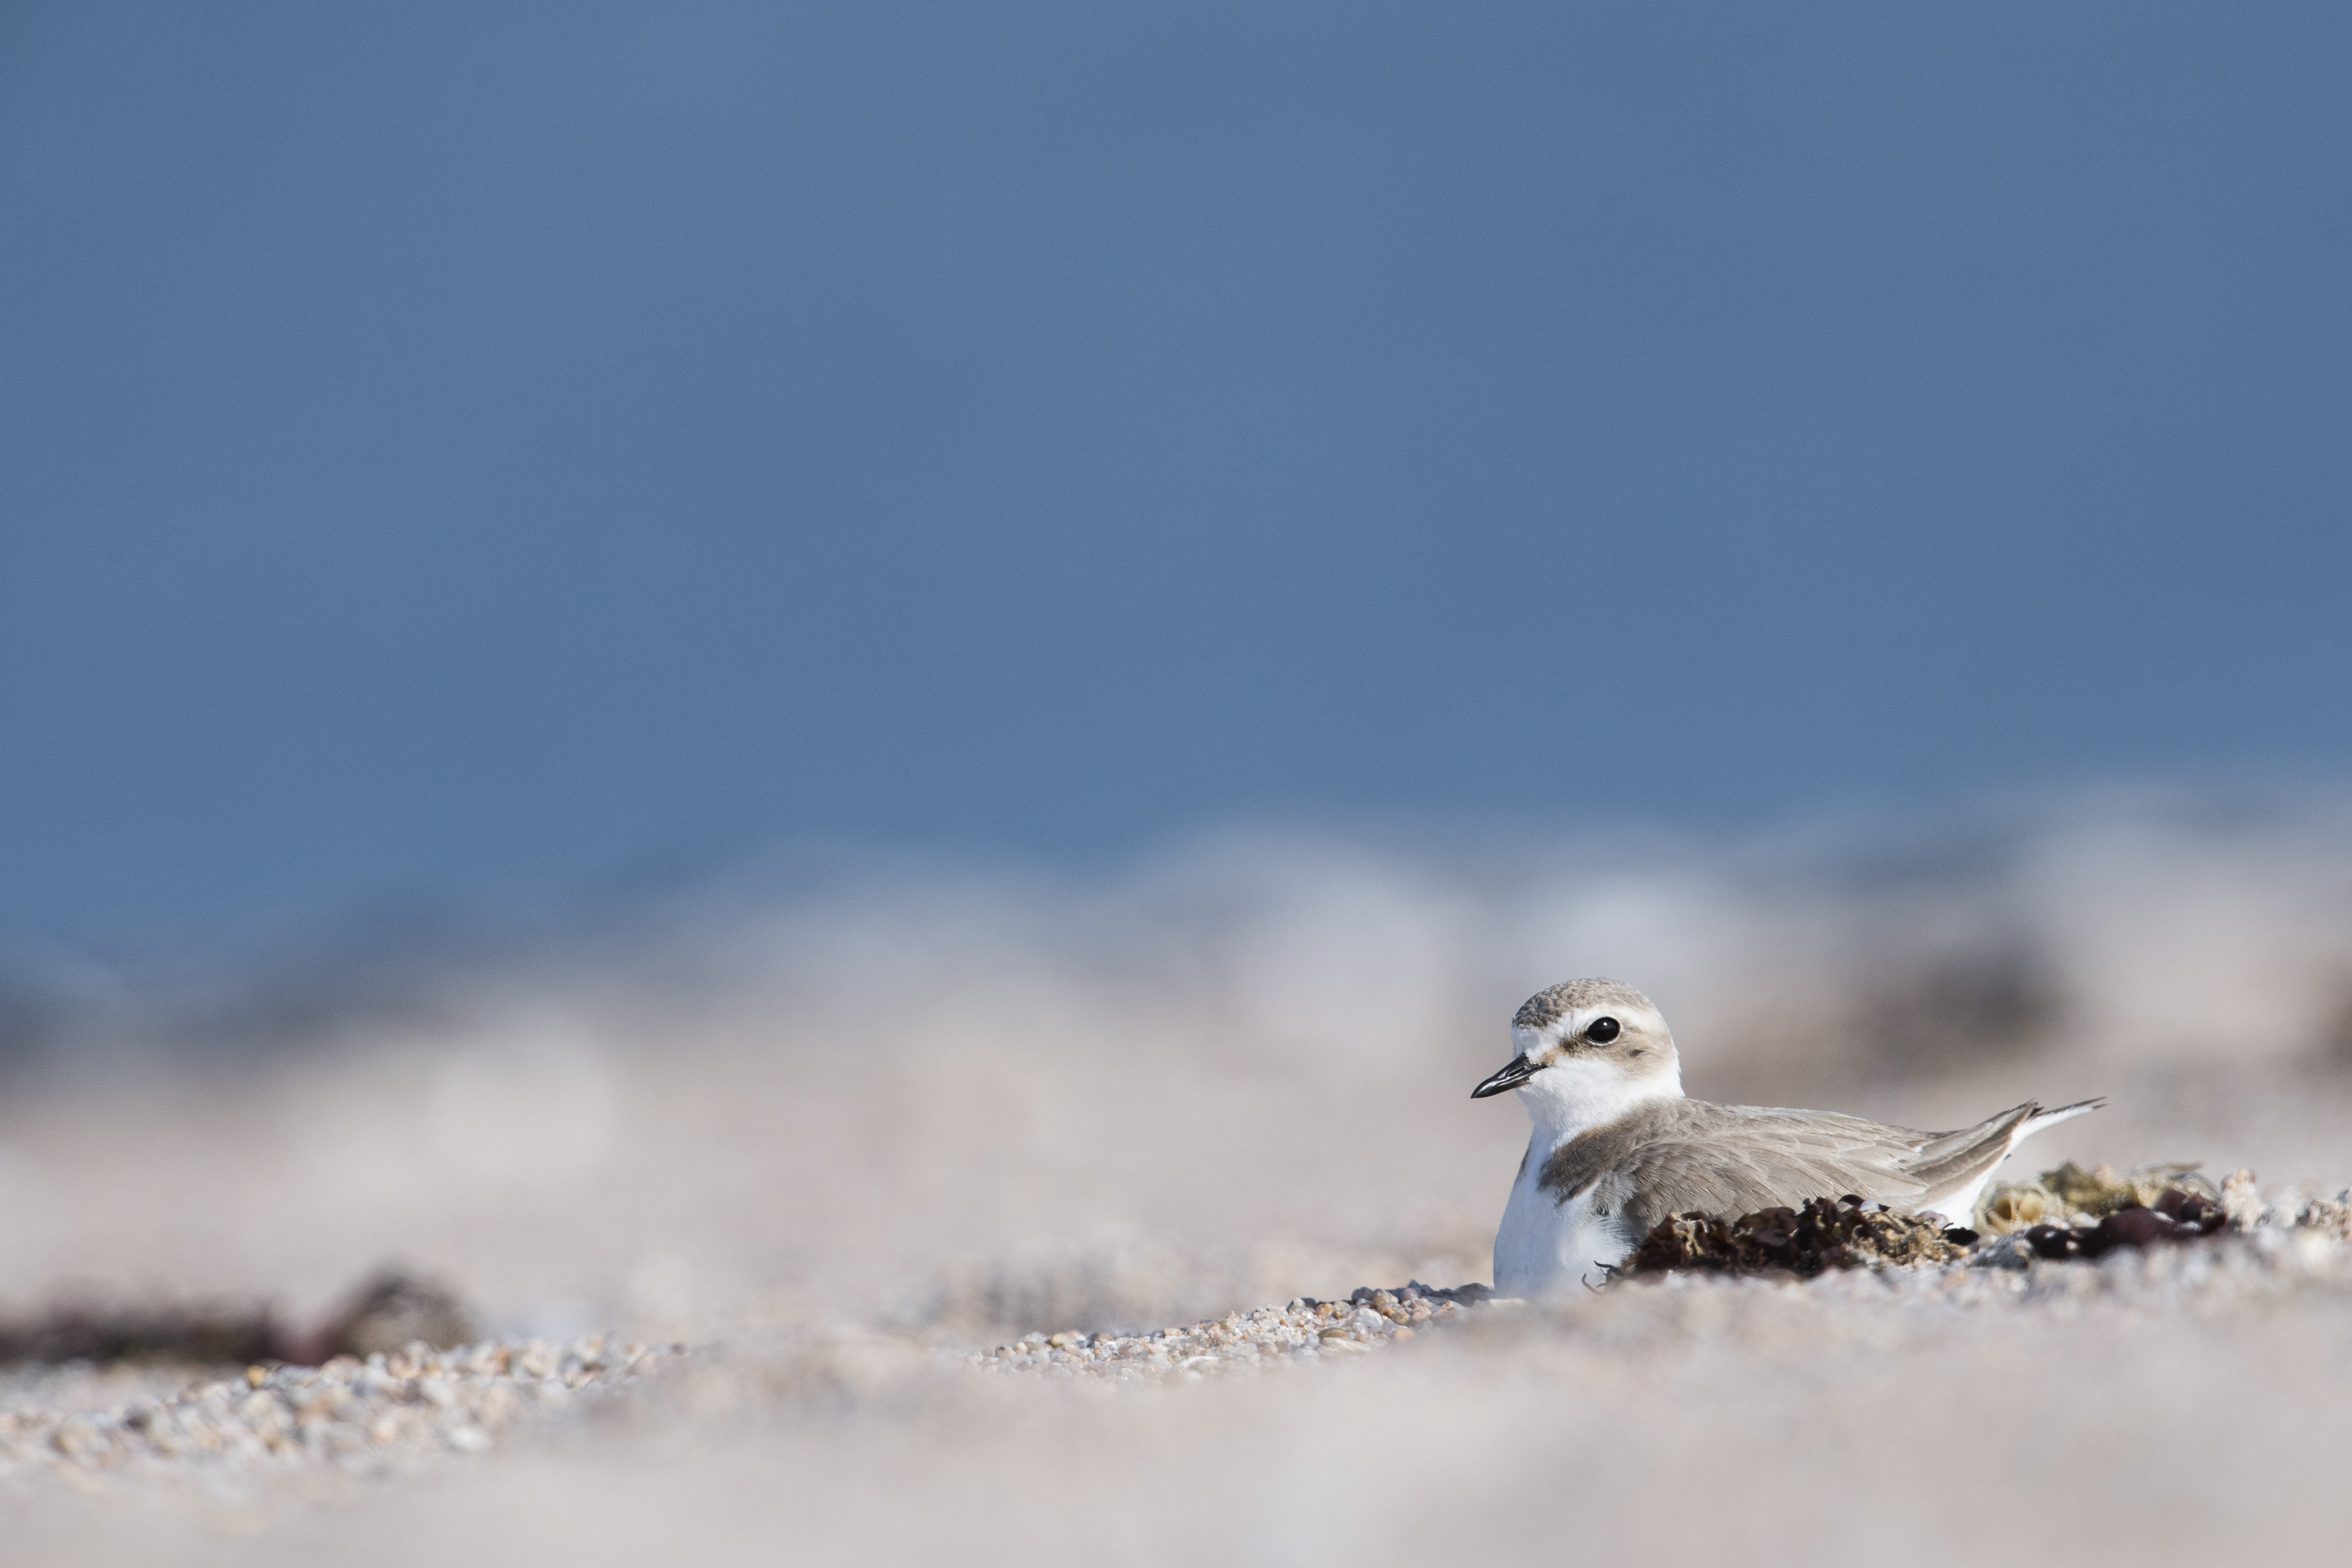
1493,1161 -> 1633,1298
1921,1169 -> 1998,1228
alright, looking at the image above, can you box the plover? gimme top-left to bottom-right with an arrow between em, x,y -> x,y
1474,978 -> 2099,1295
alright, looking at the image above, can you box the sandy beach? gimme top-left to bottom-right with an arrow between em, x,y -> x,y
4,818 -> 2351,1564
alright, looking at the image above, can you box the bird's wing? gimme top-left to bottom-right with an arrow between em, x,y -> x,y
1550,1102 -> 1937,1236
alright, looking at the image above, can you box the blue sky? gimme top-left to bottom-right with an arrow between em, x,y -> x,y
2,2 -> 2348,953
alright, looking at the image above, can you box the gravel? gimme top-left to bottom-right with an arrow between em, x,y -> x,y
969,1281 -> 1490,1383
7,1175 -> 2344,1489
0,1336 -> 682,1481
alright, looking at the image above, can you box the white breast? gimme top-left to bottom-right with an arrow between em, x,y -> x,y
1492,1141 -> 1636,1297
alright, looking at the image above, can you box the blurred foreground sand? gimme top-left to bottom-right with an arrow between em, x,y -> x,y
3,808 -> 2352,1562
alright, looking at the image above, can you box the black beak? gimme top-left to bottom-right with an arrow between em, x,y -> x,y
1470,1054 -> 1538,1099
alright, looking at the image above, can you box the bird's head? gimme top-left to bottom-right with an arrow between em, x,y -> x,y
1471,978 -> 1683,1124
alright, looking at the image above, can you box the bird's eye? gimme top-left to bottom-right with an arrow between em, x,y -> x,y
1587,1016 -> 1621,1044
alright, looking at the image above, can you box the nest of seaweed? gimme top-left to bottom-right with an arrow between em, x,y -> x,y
1624,1195 -> 1973,1278
1623,1163 -> 2251,1279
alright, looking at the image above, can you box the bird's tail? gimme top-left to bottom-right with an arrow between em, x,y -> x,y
2017,1097 -> 2104,1141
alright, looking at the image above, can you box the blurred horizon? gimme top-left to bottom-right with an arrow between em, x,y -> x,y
5,1 -> 2351,960
8,789 -> 2352,1092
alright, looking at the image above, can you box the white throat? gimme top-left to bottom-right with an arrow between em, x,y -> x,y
1515,1055 -> 1683,1153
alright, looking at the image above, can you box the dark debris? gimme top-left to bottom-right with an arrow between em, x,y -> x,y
2021,1188 -> 2225,1261
0,1267 -> 477,1370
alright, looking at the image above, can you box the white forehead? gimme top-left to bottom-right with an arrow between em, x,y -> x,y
1512,998 -> 1669,1051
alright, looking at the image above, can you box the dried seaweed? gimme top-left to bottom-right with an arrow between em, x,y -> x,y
1977,1160 -> 2220,1233
1625,1174 -> 2249,1280
0,1268 -> 476,1369
1623,1195 -> 1974,1278
0,1301 -> 282,1368
2017,1187 -> 2225,1261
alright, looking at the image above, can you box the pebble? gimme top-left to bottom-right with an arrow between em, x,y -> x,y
0,1336 -> 683,1480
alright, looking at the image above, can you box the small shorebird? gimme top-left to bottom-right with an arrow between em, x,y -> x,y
1474,978 -> 2099,1296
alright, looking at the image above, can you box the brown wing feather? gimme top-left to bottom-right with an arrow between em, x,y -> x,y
1540,1099 -> 1989,1235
